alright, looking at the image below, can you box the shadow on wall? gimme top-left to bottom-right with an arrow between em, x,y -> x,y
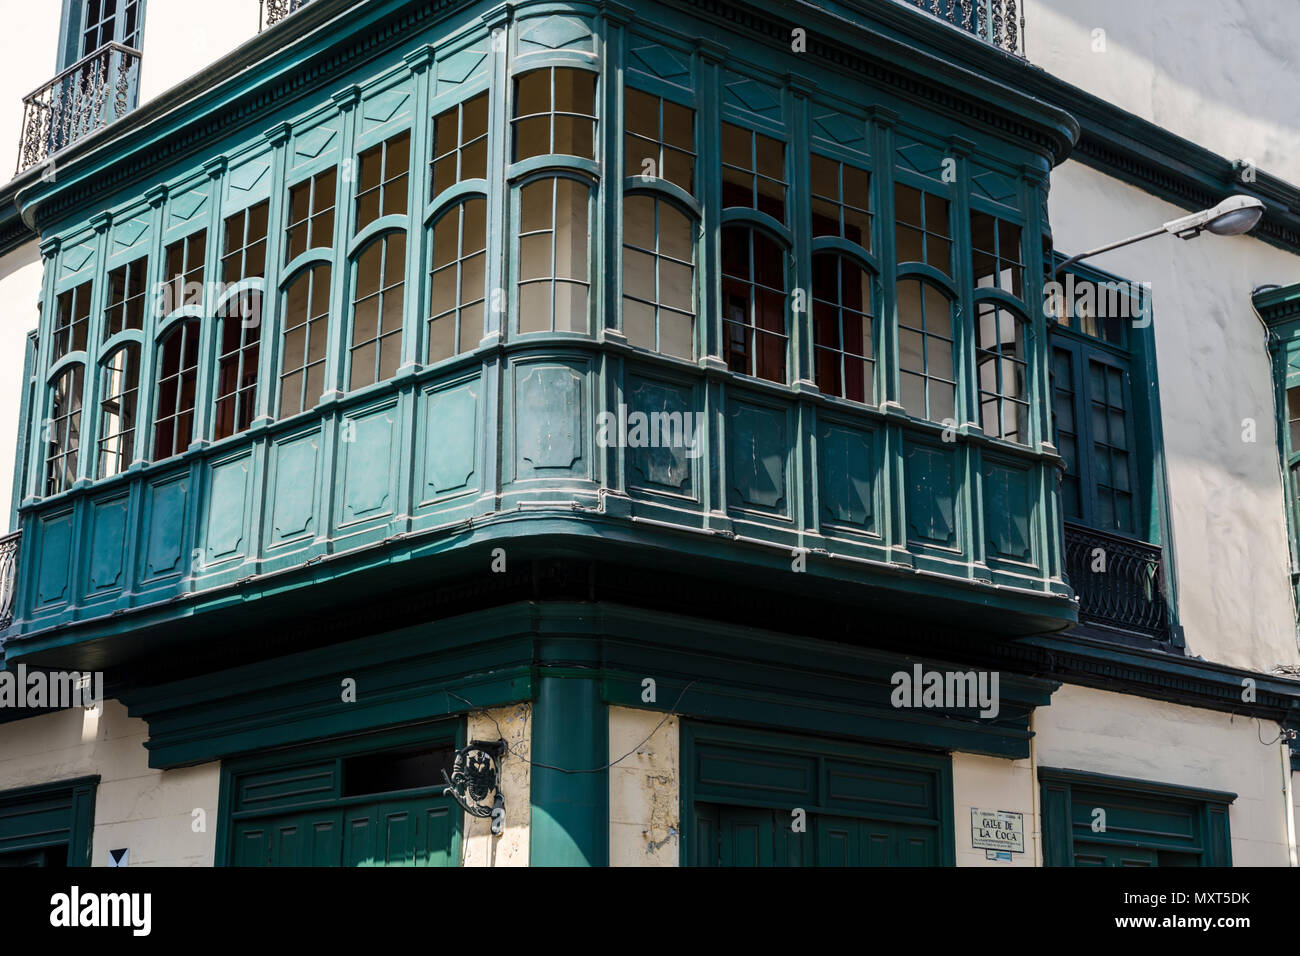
1033,0 -> 1300,183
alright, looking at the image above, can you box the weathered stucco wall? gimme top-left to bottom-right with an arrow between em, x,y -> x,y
1030,0 -> 1300,185
1033,683 -> 1291,866
463,703 -> 530,866
951,752 -> 1037,866
1050,161 -> 1300,672
0,700 -> 219,866
608,706 -> 679,866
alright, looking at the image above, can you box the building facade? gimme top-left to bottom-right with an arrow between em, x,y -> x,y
0,0 -> 1298,867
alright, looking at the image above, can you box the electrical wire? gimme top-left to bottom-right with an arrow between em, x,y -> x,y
447,679 -> 698,774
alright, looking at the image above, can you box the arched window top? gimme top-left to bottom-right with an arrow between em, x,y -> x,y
45,361 -> 85,496
432,90 -> 489,197
895,183 -> 951,276
812,252 -> 875,405
624,87 -> 695,195
971,211 -> 1024,300
722,123 -> 786,225
98,343 -> 140,480
721,224 -> 787,384
356,130 -> 411,232
513,66 -> 597,162
811,153 -> 871,252
52,281 -> 92,362
286,167 -> 337,263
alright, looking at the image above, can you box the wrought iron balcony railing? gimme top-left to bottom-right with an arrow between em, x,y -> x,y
261,0 -> 313,30
0,531 -> 19,632
901,0 -> 1026,58
1063,522 -> 1170,640
16,43 -> 142,175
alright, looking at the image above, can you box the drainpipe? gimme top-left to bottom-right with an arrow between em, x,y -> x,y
1281,736 -> 1297,867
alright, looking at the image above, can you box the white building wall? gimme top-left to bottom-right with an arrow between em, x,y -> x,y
462,703 -> 530,866
951,752 -> 1037,866
0,700 -> 220,866
1049,162 -> 1300,672
1030,0 -> 1300,185
608,706 -> 679,866
1032,683 -> 1291,866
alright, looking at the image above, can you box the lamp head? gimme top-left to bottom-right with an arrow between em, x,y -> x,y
1164,195 -> 1265,240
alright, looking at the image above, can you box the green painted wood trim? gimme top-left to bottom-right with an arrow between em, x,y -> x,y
679,721 -> 956,867
0,774 -> 99,866
529,671 -> 608,866
212,718 -> 465,866
1038,766 -> 1235,867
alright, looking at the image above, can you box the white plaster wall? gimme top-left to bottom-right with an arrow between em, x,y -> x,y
951,752 -> 1037,866
1029,0 -> 1300,185
0,700 -> 220,866
1051,161 -> 1300,672
462,703 -> 530,866
1033,683 -> 1290,865
608,706 -> 679,866
0,2 -> 261,183
134,0 -> 262,108
0,241 -> 41,530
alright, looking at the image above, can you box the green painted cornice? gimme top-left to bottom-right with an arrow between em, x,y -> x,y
1254,283 -> 1300,329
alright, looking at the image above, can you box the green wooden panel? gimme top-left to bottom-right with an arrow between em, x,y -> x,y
267,430 -> 320,545
625,374 -> 696,497
205,456 -> 251,564
727,399 -> 789,516
905,442 -> 957,549
142,475 -> 189,580
515,364 -> 586,478
982,459 -> 1032,562
818,421 -> 875,530
34,510 -> 74,609
421,380 -> 479,501
685,725 -> 952,867
86,494 -> 128,594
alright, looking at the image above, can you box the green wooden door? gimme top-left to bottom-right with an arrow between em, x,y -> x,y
221,728 -> 460,867
1073,843 -> 1157,867
686,725 -> 954,867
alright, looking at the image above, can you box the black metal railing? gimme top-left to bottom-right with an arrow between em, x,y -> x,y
1063,522 -> 1170,640
0,531 -> 19,632
261,0 -> 313,30
16,43 -> 142,174
901,0 -> 1026,58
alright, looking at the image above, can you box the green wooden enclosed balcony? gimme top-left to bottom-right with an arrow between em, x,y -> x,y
1,0 -> 1077,668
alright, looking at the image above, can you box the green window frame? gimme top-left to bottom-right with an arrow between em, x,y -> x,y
1039,768 -> 1233,866
681,723 -> 954,867
44,361 -> 85,495
0,775 -> 98,866
214,722 -> 464,867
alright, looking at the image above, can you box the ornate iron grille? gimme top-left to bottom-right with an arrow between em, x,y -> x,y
903,0 -> 1026,58
0,531 -> 19,632
1063,522 -> 1170,640
16,43 -> 141,175
261,0 -> 312,30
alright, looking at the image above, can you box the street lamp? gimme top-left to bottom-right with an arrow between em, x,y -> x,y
1052,195 -> 1265,278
